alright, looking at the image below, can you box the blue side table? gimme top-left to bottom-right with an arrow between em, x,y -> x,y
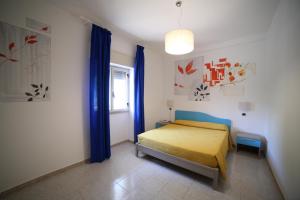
155,121 -> 171,128
236,132 -> 264,158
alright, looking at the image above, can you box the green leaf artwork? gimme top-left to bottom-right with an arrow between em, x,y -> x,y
25,83 -> 49,102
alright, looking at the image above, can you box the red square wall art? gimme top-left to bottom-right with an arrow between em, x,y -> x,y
203,57 -> 256,96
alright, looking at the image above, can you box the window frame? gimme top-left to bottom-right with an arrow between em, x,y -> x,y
110,64 -> 130,113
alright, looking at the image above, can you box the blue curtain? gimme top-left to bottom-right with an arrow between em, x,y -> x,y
89,24 -> 111,162
134,45 -> 145,143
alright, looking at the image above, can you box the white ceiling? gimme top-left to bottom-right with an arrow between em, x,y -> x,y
50,0 -> 279,49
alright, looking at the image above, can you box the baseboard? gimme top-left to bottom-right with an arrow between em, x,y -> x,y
128,139 -> 134,143
265,154 -> 287,200
0,158 -> 89,197
111,139 -> 133,146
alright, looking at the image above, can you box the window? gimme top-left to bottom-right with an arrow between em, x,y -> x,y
110,65 -> 130,112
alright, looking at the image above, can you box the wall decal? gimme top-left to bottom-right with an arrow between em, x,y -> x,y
0,21 -> 51,102
189,83 -> 210,101
26,18 -> 51,34
25,83 -> 49,101
174,57 -> 204,95
203,57 -> 255,96
203,58 -> 227,86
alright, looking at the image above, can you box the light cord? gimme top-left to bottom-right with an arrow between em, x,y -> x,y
177,1 -> 183,28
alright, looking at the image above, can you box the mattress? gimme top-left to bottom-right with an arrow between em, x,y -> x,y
138,122 -> 231,177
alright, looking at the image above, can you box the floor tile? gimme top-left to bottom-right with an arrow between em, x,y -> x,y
123,187 -> 155,200
2,142 -> 283,200
160,181 -> 190,200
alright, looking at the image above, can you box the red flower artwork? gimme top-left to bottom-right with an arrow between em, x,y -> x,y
178,65 -> 184,74
174,57 -> 203,96
25,35 -> 38,44
177,61 -> 197,75
0,35 -> 38,66
175,60 -> 198,90
41,26 -> 48,32
0,42 -> 19,63
9,42 -> 15,51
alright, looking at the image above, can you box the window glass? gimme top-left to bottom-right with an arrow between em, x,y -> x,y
110,66 -> 129,111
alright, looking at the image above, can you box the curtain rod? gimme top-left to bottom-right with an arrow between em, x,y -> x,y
79,16 -> 99,26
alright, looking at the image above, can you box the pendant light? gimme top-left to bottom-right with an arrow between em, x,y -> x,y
165,0 -> 194,55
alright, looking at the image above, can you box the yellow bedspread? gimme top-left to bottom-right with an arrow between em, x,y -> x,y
138,122 -> 232,177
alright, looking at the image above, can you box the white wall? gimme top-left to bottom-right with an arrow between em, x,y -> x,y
144,48 -> 165,132
0,0 -> 90,193
162,38 -> 268,140
110,112 -> 131,144
264,0 -> 300,199
0,0 -> 165,193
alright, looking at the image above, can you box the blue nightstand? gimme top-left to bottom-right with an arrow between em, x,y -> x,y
155,121 -> 171,128
236,132 -> 264,158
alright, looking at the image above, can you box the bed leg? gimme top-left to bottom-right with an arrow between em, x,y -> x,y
135,144 -> 139,157
212,172 -> 219,190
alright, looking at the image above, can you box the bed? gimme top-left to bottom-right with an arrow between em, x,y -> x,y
135,110 -> 232,189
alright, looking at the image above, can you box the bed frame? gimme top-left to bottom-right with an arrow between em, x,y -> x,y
135,110 -> 231,189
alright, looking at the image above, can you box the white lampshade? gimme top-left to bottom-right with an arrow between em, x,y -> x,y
238,102 -> 252,112
165,29 -> 194,55
166,99 -> 174,108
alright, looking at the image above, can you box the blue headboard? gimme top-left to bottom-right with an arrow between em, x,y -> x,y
175,110 -> 231,131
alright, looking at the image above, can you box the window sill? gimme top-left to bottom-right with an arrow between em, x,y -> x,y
110,110 -> 129,114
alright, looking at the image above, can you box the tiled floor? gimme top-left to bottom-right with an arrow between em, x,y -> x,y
1,142 -> 283,200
